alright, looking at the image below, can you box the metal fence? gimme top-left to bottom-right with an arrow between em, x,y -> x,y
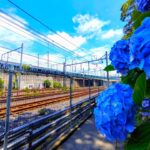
0,95 -> 97,150
0,64 -> 106,149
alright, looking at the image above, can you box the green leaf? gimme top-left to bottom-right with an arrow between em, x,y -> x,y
133,72 -> 146,105
133,11 -> 150,30
121,70 -> 142,88
125,122 -> 150,150
145,79 -> 150,98
104,65 -> 115,71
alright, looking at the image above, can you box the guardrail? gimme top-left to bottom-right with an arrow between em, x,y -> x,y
0,95 -> 97,150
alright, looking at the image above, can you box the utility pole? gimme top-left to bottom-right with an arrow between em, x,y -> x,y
106,51 -> 110,87
88,61 -> 91,99
7,52 -> 9,63
63,58 -> 66,87
18,43 -> 23,90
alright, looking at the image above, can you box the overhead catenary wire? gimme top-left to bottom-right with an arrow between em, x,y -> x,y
0,10 -> 86,60
0,6 -> 88,61
7,0 -> 92,57
0,9 -> 106,67
0,6 -> 112,76
0,45 -> 63,64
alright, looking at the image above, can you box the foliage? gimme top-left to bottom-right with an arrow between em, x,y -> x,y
22,64 -> 30,71
0,89 -> 5,97
121,69 -> 142,88
43,80 -> 51,88
121,0 -> 135,21
125,122 -> 150,150
61,87 -> 69,92
32,89 -> 39,97
38,108 -> 48,116
0,77 -> 4,90
104,65 -> 115,71
133,73 -> 146,105
24,87 -> 30,94
53,81 -> 62,89
121,0 -> 150,39
94,83 -> 136,142
12,73 -> 19,89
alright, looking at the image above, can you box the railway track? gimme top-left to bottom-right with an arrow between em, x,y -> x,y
0,87 -> 96,103
0,87 -> 104,118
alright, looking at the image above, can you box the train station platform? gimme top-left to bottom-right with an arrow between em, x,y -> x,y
58,116 -> 124,150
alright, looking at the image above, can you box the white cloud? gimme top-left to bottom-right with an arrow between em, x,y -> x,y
47,32 -> 86,51
101,29 -> 123,39
73,14 -> 110,38
72,14 -> 123,42
76,45 -> 110,60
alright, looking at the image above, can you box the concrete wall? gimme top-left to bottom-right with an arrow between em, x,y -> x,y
0,71 -> 104,89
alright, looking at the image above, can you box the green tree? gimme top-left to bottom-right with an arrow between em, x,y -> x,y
22,64 -> 30,71
43,80 -> 51,88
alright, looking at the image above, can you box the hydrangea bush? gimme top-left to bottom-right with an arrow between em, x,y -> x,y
95,1 -> 150,148
94,83 -> 136,142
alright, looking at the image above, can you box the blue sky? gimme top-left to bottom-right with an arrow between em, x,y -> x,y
0,0 -> 126,67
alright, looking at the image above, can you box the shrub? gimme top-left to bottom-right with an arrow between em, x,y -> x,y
38,108 -> 48,116
43,80 -> 51,88
61,87 -> 69,92
53,81 -> 62,89
24,87 -> 31,97
0,89 -> 5,97
22,64 -> 30,71
0,78 -> 4,90
33,89 -> 39,97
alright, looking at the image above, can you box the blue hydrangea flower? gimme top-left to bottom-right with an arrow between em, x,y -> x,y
94,83 -> 136,142
135,0 -> 150,13
130,17 -> 150,78
142,98 -> 150,109
109,40 -> 130,75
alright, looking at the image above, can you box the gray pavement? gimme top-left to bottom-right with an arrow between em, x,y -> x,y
58,117 -> 124,150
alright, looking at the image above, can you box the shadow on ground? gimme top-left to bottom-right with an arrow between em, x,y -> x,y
58,116 -> 124,150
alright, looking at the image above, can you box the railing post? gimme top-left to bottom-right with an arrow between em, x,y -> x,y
3,66 -> 14,150
28,129 -> 32,149
63,59 -> 66,87
69,77 -> 73,129
89,79 -> 91,100
18,43 -> 23,90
